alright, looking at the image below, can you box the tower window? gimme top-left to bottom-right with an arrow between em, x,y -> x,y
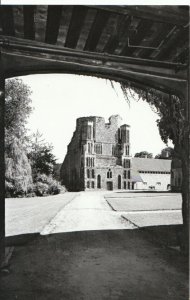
107,169 -> 112,179
95,143 -> 102,154
128,170 -> 130,179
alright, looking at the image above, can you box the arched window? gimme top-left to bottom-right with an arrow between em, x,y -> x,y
97,175 -> 101,189
107,169 -> 112,179
118,175 -> 121,189
91,181 -> 95,188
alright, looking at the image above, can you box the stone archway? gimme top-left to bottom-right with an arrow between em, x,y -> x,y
0,5 -> 189,263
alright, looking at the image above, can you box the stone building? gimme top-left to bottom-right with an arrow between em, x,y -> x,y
60,115 -> 131,191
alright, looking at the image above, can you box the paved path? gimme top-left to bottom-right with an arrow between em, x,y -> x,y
6,191 -> 183,237
41,191 -> 134,234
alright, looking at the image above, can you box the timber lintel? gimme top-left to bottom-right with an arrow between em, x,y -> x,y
1,47 -> 187,99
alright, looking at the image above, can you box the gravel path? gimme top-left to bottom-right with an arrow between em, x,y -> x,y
41,191 -> 134,234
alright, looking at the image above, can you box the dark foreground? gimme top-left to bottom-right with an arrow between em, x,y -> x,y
0,227 -> 188,300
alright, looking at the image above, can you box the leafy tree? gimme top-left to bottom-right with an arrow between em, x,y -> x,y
134,151 -> 153,158
5,79 -> 33,197
28,131 -> 57,179
5,78 -> 32,141
155,147 -> 174,159
119,81 -> 189,253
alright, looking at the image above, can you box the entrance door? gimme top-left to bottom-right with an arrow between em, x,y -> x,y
97,175 -> 101,189
118,175 -> 121,189
107,181 -> 113,190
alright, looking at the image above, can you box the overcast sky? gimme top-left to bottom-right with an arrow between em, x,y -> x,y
19,74 -> 172,163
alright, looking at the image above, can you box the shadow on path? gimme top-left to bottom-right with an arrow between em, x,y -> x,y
1,226 -> 188,300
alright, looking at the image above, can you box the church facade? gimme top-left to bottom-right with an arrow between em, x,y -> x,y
60,115 -> 131,191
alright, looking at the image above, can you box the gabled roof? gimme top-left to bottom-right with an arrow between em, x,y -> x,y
132,157 -> 171,172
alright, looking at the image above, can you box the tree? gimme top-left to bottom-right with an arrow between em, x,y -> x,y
134,151 -> 153,158
155,147 -> 174,159
119,81 -> 189,253
5,79 -> 33,197
28,131 -> 57,179
5,78 -> 32,141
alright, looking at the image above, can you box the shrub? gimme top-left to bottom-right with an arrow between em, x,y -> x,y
34,182 -> 49,197
33,173 -> 65,196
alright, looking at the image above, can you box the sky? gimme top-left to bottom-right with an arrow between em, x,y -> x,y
19,74 -> 172,163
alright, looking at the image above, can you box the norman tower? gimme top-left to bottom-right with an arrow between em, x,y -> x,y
60,115 -> 131,191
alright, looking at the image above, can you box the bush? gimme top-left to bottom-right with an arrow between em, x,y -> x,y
34,181 -> 49,197
33,173 -> 65,196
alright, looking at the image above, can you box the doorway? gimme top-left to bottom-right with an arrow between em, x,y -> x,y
107,181 -> 113,190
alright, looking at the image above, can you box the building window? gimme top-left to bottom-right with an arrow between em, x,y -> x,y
87,169 -> 90,178
88,143 -> 93,154
87,125 -> 92,140
156,182 -> 161,185
124,170 -> 127,179
97,175 -> 101,189
91,158 -> 93,167
112,145 -> 115,156
126,145 -> 129,156
107,169 -> 112,179
87,181 -> 90,188
143,182 -> 147,185
123,159 -> 130,168
95,143 -> 102,154
124,181 -> 126,189
118,175 -> 121,189
128,170 -> 130,179
92,169 -> 95,178
91,181 -> 95,188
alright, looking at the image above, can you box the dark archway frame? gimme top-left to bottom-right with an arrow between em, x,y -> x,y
0,5 -> 189,264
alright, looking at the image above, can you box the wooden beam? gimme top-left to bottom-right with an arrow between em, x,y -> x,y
0,37 -> 187,74
45,6 -> 62,44
103,15 -> 131,54
23,6 -> 35,40
0,6 -> 15,36
139,23 -> 173,59
84,10 -> 110,51
174,48 -> 189,64
88,5 -> 189,27
65,6 -> 88,49
154,27 -> 188,61
2,49 -> 186,100
121,19 -> 153,56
